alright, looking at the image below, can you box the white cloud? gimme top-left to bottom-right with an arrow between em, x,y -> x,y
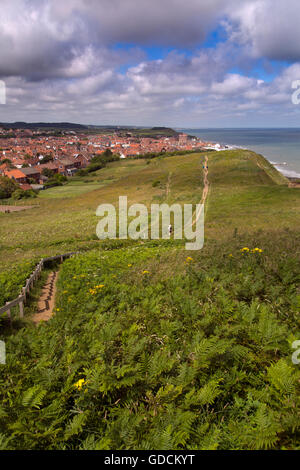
1,0 -> 300,126
48,0 -> 229,46
211,74 -> 260,95
228,0 -> 300,61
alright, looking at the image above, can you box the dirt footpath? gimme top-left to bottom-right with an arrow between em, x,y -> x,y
32,271 -> 59,324
0,205 -> 35,213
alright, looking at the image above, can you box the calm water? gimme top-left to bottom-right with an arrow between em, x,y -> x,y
181,128 -> 300,178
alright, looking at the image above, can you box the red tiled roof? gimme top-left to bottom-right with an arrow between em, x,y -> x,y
19,184 -> 33,191
4,169 -> 27,179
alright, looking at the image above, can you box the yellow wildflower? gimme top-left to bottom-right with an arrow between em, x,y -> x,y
73,378 -> 85,390
142,270 -> 150,275
241,247 -> 250,252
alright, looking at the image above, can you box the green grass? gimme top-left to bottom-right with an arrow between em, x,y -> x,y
38,182 -> 103,199
205,150 -> 299,238
0,153 -> 204,273
1,148 -> 298,304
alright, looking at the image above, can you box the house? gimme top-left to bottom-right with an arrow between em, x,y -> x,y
35,162 -> 59,175
74,154 -> 90,168
66,167 -> 79,176
4,167 -> 40,184
57,158 -> 81,175
4,169 -> 28,184
18,167 -> 41,183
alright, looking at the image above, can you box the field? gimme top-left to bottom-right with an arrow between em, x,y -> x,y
0,150 -> 300,450
0,154 -> 204,271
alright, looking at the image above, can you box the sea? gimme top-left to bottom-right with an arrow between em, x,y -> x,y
180,128 -> 300,179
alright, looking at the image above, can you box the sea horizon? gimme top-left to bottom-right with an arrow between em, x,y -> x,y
180,127 -> 300,179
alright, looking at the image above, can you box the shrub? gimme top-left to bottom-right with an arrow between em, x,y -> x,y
55,174 -> 67,183
44,180 -> 63,188
79,152 -> 120,175
77,169 -> 88,177
0,176 -> 19,199
41,168 -> 54,178
12,189 -> 37,200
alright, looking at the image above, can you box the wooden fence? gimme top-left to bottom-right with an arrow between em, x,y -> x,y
0,252 -> 78,320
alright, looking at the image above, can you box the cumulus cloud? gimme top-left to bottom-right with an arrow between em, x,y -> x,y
48,0 -> 229,46
228,0 -> 300,62
0,0 -> 300,126
0,0 -> 146,80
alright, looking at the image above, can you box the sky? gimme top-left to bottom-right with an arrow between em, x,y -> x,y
1,0 -> 300,127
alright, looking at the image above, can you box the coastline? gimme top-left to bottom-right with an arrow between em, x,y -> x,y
183,128 -> 300,180
204,140 -> 300,180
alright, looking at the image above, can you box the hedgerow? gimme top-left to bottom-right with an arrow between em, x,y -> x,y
0,238 -> 299,450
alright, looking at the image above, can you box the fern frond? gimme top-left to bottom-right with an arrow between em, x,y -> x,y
64,412 -> 88,440
22,386 -> 46,409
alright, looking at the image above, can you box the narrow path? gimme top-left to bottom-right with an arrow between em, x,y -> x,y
192,155 -> 209,227
201,155 -> 209,205
139,155 -> 210,237
0,205 -> 35,213
32,271 -> 58,324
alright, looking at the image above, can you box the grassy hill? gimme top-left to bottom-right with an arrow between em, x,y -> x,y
0,153 -> 205,272
0,149 -> 300,450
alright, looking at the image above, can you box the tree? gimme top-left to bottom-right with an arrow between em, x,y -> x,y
0,176 -> 19,199
55,173 -> 67,183
12,189 -> 37,200
40,154 -> 53,164
1,158 -> 13,167
103,148 -> 113,159
41,168 -> 54,178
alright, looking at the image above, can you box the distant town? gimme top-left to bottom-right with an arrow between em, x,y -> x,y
0,125 -> 227,193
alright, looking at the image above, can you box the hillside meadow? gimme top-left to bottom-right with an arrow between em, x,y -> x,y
0,153 -> 204,273
0,149 -> 300,450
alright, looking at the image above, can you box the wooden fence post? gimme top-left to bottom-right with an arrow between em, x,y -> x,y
0,252 -> 79,323
19,297 -> 24,318
5,302 -> 12,328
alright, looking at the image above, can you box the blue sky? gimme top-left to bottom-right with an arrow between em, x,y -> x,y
1,0 -> 300,127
